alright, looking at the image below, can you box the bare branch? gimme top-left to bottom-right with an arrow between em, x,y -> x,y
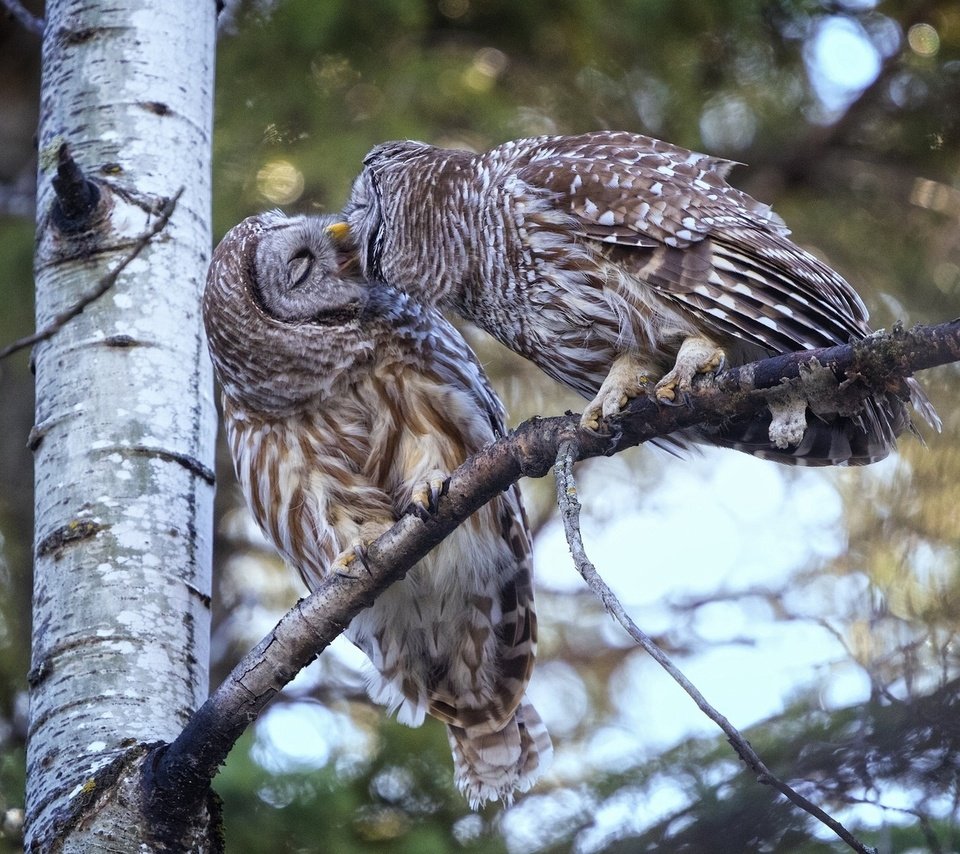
146,318 -> 959,829
0,0 -> 43,36
0,187 -> 183,362
553,439 -> 876,854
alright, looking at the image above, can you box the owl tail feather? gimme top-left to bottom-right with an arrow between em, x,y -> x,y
446,699 -> 553,810
702,390 -> 924,466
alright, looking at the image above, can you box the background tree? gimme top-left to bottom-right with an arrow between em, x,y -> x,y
0,0 -> 958,851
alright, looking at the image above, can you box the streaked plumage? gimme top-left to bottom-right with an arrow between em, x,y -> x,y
345,131 -> 938,464
203,211 -> 551,807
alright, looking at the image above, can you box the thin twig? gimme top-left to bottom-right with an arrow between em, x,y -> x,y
0,0 -> 43,35
0,187 -> 184,361
553,439 -> 878,854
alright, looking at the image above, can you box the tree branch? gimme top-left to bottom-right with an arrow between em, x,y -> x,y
0,187 -> 183,362
553,438 -> 876,854
0,0 -> 43,36
146,318 -> 959,829
50,144 -> 103,232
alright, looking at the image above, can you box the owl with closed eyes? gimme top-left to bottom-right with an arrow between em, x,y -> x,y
202,211 -> 551,807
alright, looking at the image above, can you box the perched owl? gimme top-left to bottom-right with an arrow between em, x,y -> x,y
203,211 -> 551,807
343,131 -> 939,464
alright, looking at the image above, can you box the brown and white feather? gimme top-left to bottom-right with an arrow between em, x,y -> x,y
346,131 -> 938,465
203,211 -> 551,807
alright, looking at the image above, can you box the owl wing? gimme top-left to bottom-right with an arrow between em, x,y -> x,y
424,330 -> 547,805
353,302 -> 548,804
417,315 -> 538,724
509,132 -> 874,353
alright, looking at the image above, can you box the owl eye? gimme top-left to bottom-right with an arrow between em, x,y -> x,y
287,249 -> 314,288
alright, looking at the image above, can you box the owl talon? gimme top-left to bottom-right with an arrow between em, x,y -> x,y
580,352 -> 655,430
655,336 -> 725,402
331,541 -> 373,579
409,469 -> 448,518
331,519 -> 393,579
656,391 -> 683,408
579,418 -> 610,437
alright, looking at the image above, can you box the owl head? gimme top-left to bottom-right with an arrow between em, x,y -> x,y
248,213 -> 363,322
203,211 -> 374,413
341,140 -> 437,285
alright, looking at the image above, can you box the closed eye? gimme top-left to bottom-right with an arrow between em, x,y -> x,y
287,248 -> 314,288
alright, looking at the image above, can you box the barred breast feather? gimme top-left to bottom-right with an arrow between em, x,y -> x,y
203,211 -> 551,807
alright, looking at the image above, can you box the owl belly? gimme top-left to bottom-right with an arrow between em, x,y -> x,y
345,509 -> 512,729
457,251 -> 702,401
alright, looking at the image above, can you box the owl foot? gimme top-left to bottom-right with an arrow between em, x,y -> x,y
655,336 -> 725,403
580,352 -> 655,431
409,469 -> 448,519
331,543 -> 371,579
331,521 -> 392,579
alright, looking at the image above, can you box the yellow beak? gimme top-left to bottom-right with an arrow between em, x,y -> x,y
325,221 -> 350,240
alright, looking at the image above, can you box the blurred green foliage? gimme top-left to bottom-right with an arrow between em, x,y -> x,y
2,0 -> 960,850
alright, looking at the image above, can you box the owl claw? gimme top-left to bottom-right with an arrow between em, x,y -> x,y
581,352 -> 655,430
409,469 -> 448,518
331,542 -> 372,579
331,520 -> 393,578
655,336 -> 725,403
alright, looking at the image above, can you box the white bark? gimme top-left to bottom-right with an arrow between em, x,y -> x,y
26,0 -> 217,848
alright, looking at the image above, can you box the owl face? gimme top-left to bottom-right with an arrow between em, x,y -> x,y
251,215 -> 366,323
203,211 -> 375,414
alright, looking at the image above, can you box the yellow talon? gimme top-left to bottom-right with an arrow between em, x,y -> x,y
331,544 -> 366,578
410,469 -> 447,516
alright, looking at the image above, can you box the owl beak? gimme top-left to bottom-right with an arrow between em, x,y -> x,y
325,221 -> 350,242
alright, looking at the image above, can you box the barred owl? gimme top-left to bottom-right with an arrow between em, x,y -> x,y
344,131 -> 939,464
203,211 -> 551,807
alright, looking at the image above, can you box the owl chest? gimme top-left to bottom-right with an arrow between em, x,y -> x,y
461,232 -> 623,382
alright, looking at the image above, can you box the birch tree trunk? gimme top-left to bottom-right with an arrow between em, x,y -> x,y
25,0 -> 218,849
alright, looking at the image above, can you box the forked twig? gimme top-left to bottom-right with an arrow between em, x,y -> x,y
0,187 -> 183,361
553,439 -> 878,854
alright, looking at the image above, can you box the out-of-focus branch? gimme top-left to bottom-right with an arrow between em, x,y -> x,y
145,318 -> 959,827
0,0 -> 43,36
0,165 -> 36,218
553,438 -> 876,854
